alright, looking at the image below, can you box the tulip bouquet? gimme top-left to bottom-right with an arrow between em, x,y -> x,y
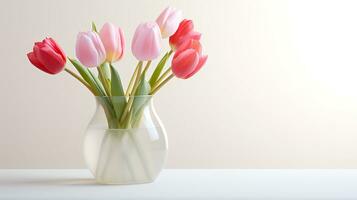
27,7 -> 207,129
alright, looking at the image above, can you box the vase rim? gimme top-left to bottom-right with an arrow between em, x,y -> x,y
104,127 -> 153,131
94,95 -> 153,98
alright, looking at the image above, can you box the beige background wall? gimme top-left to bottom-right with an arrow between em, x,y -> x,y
1,0 -> 357,168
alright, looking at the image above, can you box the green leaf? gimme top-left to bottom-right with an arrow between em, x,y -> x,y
132,75 -> 151,117
69,58 -> 92,84
97,64 -> 111,96
110,64 -> 124,96
87,70 -> 106,96
69,58 -> 117,127
110,64 -> 126,119
100,63 -> 111,80
69,58 -> 100,95
69,58 -> 107,97
88,70 -> 117,124
135,75 -> 151,96
130,77 -> 151,127
92,22 -> 98,32
149,52 -> 171,87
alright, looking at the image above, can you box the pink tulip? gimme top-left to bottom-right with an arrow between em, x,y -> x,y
156,7 -> 183,38
99,22 -> 125,62
131,22 -> 162,61
76,31 -> 106,67
172,39 -> 207,79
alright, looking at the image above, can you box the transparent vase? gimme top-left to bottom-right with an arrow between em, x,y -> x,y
83,96 -> 168,184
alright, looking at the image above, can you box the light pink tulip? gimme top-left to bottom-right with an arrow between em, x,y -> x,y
131,22 -> 162,61
156,7 -> 183,38
99,22 -> 125,62
76,31 -> 106,67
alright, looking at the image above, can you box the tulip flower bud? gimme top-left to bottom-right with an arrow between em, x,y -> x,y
99,22 -> 125,63
76,31 -> 106,67
156,7 -> 183,38
172,39 -> 207,79
169,19 -> 201,49
27,37 -> 66,75
131,22 -> 162,61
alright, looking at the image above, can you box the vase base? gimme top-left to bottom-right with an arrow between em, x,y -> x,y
95,178 -> 156,185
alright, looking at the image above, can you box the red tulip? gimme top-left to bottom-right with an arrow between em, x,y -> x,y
169,19 -> 201,49
172,39 -> 207,79
27,37 -> 66,74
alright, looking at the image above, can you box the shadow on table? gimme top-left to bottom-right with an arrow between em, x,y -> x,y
2,178 -> 104,186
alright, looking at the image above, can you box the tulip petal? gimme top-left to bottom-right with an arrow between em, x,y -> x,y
100,23 -> 118,61
76,33 -> 100,67
44,38 -> 66,61
184,55 -> 208,79
172,49 -> 199,78
156,7 -> 183,38
176,31 -> 201,47
75,32 -> 106,67
27,37 -> 66,75
174,39 -> 202,59
147,26 -> 161,59
100,23 -> 125,62
131,22 -> 161,61
34,45 -> 65,74
169,19 -> 194,47
88,32 -> 106,63
174,19 -> 194,37
131,26 -> 144,60
27,52 -> 44,68
156,7 -> 171,31
162,10 -> 182,38
118,27 -> 125,59
27,52 -> 54,74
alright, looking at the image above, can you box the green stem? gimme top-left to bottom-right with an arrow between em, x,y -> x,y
152,67 -> 172,89
120,61 -> 143,124
126,62 -> 141,96
97,65 -> 111,96
64,68 -> 96,95
149,50 -> 173,87
142,60 -> 152,75
168,49 -> 173,57
150,74 -> 174,95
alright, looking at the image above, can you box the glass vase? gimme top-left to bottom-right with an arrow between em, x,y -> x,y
83,96 -> 168,184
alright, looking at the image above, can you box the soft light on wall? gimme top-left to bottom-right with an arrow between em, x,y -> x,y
1,0 -> 357,168
289,0 -> 357,96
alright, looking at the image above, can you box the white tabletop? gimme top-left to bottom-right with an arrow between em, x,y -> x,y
0,169 -> 357,199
